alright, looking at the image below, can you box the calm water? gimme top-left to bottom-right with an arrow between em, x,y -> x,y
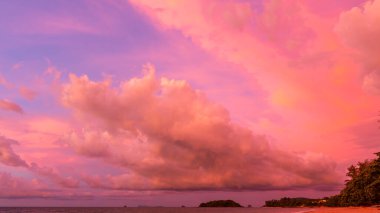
0,207 -> 316,213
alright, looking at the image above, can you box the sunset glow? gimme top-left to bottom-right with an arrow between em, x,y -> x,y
0,0 -> 380,207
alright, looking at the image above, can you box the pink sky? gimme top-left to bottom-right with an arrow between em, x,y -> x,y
0,0 -> 380,207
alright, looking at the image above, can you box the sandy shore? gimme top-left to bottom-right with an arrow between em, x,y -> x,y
310,207 -> 380,212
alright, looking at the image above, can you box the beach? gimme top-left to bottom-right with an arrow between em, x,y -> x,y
310,207 -> 380,212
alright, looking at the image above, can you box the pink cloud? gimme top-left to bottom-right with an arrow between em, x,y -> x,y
62,65 -> 339,190
66,129 -> 112,158
4,1 -> 134,37
19,86 -> 37,100
8,14 -> 101,36
0,74 -> 12,88
0,172 -> 47,198
0,136 -> 28,167
129,0 -> 380,161
0,134 -> 80,188
44,65 -> 62,82
336,0 -> 380,95
29,163 -> 79,188
362,71 -> 380,95
35,17 -> 99,35
0,75 -> 6,86
0,99 -> 23,114
12,62 -> 23,71
0,171 -> 99,200
0,115 -> 71,152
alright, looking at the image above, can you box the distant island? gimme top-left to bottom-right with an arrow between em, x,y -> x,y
265,152 -> 380,207
199,200 -> 243,207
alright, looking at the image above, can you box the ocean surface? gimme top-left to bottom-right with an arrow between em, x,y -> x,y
0,207 -> 315,213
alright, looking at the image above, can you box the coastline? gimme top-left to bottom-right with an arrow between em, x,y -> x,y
306,207 -> 380,213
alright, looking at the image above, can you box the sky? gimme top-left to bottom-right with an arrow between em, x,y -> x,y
0,0 -> 380,207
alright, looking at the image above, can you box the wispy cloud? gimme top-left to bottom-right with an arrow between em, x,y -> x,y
0,99 -> 23,114
19,86 -> 37,100
0,135 -> 80,189
0,74 -> 12,89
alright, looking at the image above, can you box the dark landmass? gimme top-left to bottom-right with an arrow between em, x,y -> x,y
199,200 -> 243,207
265,152 -> 380,207
265,197 -> 327,207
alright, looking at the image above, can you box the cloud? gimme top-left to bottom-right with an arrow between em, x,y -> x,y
19,86 -> 37,100
336,0 -> 380,94
343,116 -> 380,150
12,62 -> 23,71
0,168 -> 158,200
62,65 -> 339,190
0,99 -> 23,114
0,172 -> 46,198
6,12 -> 101,36
0,172 -> 96,199
0,136 -> 28,167
44,65 -> 62,82
0,74 -> 12,88
126,1 -> 341,120
362,71 -> 380,95
0,135 -> 79,188
29,163 -> 79,188
34,17 -> 99,35
126,0 -> 380,167
65,129 -> 112,158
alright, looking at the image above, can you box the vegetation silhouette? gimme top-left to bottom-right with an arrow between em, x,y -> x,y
199,200 -> 242,207
266,153 -> 380,207
265,197 -> 327,207
326,152 -> 380,206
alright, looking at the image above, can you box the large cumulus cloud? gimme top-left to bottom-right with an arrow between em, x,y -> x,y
62,65 -> 339,190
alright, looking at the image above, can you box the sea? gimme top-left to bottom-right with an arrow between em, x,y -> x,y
0,207 -> 316,213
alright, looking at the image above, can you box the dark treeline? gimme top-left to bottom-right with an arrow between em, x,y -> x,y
199,200 -> 242,207
265,197 -> 327,207
326,152 -> 380,206
266,152 -> 380,207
